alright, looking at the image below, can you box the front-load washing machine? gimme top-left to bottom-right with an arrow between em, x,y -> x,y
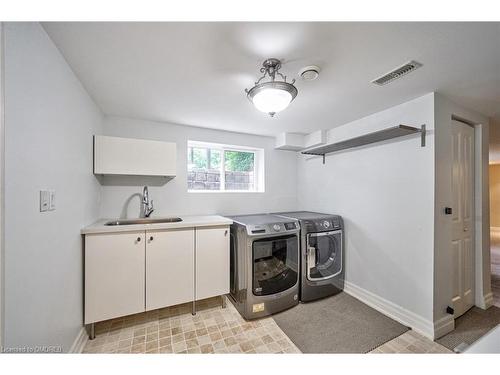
227,214 -> 300,319
274,211 -> 344,302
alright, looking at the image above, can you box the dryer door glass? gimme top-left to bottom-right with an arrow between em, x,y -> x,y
252,234 -> 298,296
306,231 -> 342,281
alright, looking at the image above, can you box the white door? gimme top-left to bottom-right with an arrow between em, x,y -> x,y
451,120 -> 475,317
85,232 -> 146,324
146,229 -> 194,310
195,226 -> 230,301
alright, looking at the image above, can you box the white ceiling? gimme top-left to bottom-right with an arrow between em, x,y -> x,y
42,22 -> 500,137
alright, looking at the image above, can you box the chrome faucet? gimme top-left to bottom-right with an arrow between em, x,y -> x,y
142,186 -> 154,218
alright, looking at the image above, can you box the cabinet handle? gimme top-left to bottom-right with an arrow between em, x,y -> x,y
225,230 -> 228,236
136,237 -> 141,242
149,236 -> 154,241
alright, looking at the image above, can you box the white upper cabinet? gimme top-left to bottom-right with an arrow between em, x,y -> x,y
94,135 -> 176,176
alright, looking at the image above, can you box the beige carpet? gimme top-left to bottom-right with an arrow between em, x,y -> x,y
436,306 -> 500,351
272,292 -> 409,353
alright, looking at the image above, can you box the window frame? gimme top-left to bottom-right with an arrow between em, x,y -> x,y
187,140 -> 265,193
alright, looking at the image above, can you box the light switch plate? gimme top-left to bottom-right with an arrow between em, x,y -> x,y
40,190 -> 50,212
49,190 -> 56,211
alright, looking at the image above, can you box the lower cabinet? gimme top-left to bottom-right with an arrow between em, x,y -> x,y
84,225 -> 229,325
146,229 -> 194,310
196,226 -> 230,301
85,232 -> 146,324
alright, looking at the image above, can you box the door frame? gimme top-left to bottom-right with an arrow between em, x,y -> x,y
433,93 -> 492,339
450,118 -> 476,317
451,115 -> 492,311
0,21 -> 5,349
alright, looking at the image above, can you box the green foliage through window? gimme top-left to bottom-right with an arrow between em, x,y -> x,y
224,151 -> 254,172
188,147 -> 221,170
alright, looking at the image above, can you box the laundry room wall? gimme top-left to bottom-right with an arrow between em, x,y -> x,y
99,116 -> 298,218
297,93 -> 436,337
3,22 -> 103,351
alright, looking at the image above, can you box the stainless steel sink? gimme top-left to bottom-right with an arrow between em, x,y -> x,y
104,217 -> 183,226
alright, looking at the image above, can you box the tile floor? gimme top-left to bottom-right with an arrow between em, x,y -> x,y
83,297 -> 300,354
369,330 -> 452,354
82,296 -> 451,354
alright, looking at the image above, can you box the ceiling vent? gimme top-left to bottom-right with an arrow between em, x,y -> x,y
371,60 -> 423,86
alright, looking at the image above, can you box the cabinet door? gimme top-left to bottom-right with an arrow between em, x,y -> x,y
94,135 -> 176,176
196,226 -> 230,301
85,232 -> 145,324
146,229 -> 195,310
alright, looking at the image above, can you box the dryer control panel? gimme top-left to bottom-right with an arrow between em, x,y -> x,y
304,216 -> 342,232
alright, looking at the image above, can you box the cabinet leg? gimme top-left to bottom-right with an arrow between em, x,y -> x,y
221,295 -> 226,309
89,323 -> 95,340
192,300 -> 196,316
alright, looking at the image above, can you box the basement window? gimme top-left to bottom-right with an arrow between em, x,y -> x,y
187,141 -> 264,192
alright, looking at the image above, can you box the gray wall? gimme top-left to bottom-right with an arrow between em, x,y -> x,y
3,23 -> 103,351
297,94 -> 437,335
99,116 -> 297,218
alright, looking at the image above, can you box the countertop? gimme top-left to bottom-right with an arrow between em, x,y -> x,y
81,215 -> 233,234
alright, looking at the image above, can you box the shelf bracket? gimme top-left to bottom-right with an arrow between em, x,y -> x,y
421,124 -> 426,147
322,154 -> 325,164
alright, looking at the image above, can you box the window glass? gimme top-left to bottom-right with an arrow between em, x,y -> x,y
187,147 -> 222,190
187,142 -> 263,192
224,150 -> 255,191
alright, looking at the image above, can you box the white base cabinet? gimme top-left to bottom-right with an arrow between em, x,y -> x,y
196,227 -> 230,301
146,229 -> 194,310
84,225 -> 229,326
84,232 -> 145,324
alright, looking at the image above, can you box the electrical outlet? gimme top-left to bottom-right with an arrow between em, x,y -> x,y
40,190 -> 50,212
49,190 -> 56,211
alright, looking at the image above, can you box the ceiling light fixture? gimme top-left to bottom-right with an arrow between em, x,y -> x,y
245,58 -> 298,117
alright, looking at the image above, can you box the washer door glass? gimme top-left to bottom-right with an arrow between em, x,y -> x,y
306,231 -> 342,281
252,234 -> 298,296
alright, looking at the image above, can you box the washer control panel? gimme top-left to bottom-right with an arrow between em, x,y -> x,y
248,221 -> 298,235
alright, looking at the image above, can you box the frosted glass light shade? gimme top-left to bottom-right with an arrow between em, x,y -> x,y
252,88 -> 292,114
246,81 -> 298,116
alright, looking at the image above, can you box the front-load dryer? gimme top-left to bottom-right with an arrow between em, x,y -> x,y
274,211 -> 344,302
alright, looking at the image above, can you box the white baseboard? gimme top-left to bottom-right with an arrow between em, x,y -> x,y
69,326 -> 88,353
343,281 -> 435,339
